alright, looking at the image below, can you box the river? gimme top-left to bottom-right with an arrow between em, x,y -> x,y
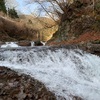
0,46 -> 100,100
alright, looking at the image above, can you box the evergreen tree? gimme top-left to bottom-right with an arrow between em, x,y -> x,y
8,8 -> 19,18
0,0 -> 7,13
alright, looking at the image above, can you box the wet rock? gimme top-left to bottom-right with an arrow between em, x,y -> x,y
34,41 -> 43,46
72,96 -> 83,100
77,42 -> 100,56
0,41 -> 5,47
86,43 -> 100,56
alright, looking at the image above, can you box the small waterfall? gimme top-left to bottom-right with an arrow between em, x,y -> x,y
40,41 -> 46,46
0,46 -> 100,100
31,41 -> 35,47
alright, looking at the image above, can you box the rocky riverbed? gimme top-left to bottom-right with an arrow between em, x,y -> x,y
0,67 -> 56,100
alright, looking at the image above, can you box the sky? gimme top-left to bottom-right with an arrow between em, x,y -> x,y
16,0 -> 35,15
6,0 -> 38,15
5,0 -> 55,15
5,0 -> 61,18
16,0 -> 52,16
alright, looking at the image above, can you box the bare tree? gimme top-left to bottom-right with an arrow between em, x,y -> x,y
25,0 -> 74,23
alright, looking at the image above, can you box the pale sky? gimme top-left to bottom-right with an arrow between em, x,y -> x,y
5,0 -> 37,15
5,0 -> 60,18
16,0 -> 52,16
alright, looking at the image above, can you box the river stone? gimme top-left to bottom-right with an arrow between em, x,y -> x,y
0,41 -> 5,45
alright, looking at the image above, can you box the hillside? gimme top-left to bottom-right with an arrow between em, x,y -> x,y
19,15 -> 57,30
0,14 -> 58,42
0,16 -> 36,41
48,0 -> 100,47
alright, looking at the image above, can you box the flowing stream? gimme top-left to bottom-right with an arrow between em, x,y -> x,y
0,46 -> 100,100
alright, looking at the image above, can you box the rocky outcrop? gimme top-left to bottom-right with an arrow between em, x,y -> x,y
75,43 -> 100,56
0,67 -> 56,100
39,25 -> 58,42
85,43 -> 100,56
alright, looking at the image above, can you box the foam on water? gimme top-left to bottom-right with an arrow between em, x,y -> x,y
1,42 -> 19,48
0,47 -> 100,100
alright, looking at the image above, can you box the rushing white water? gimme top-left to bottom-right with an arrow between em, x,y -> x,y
0,46 -> 100,100
1,42 -> 19,48
31,41 -> 35,47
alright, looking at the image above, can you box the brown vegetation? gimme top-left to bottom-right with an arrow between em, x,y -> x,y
0,67 -> 56,100
0,16 -> 37,41
0,14 -> 58,42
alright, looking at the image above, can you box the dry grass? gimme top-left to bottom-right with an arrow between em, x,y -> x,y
19,15 -> 57,30
39,25 -> 58,41
0,13 -> 59,42
0,15 -> 37,41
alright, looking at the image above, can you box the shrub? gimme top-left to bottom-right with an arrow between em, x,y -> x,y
91,40 -> 100,44
8,8 -> 19,18
92,20 -> 100,31
95,1 -> 100,14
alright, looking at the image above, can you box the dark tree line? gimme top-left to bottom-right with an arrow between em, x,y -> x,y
0,0 -> 7,13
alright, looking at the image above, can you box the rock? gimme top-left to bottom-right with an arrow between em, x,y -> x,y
34,41 -> 43,46
86,43 -> 100,56
0,41 -> 5,48
0,67 -> 56,100
78,42 -> 100,56
18,41 -> 31,46
0,41 -> 5,46
72,96 -> 83,100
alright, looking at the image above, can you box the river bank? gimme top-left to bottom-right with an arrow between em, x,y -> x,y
0,66 -> 56,100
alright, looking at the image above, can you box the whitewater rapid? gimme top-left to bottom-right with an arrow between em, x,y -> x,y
0,46 -> 100,100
